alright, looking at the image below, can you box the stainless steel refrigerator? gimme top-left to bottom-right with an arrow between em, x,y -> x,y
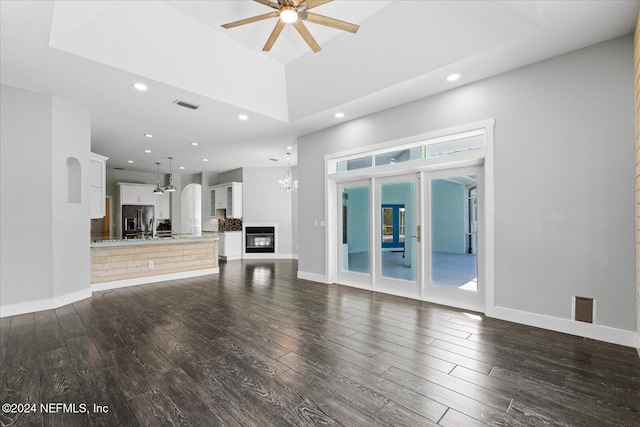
122,205 -> 154,239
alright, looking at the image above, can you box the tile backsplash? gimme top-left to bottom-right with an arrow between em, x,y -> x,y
218,218 -> 243,232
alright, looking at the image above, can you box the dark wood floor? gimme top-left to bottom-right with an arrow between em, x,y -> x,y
1,260 -> 639,426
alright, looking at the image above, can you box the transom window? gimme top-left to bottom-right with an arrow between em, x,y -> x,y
331,129 -> 485,174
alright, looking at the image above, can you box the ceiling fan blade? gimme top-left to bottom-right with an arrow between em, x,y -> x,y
304,12 -> 359,33
292,20 -> 321,53
305,0 -> 333,10
263,20 -> 286,51
221,11 -> 279,29
254,0 -> 280,9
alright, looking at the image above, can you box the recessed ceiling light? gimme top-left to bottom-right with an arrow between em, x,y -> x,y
144,134 -> 153,138
238,114 -> 248,121
179,166 -> 185,170
191,142 -> 199,146
134,83 -> 148,91
127,160 -> 134,163
286,146 -> 293,150
335,112 -> 345,119
144,150 -> 151,153
203,158 -> 209,162
446,73 -> 460,82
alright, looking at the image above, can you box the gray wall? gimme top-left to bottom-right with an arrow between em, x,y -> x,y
106,168 -> 163,197
1,85 -> 54,307
1,85 -> 91,311
243,167 -> 294,255
297,35 -> 635,331
219,168 -> 243,184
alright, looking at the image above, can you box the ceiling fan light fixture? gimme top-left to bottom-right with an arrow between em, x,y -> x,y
280,6 -> 298,24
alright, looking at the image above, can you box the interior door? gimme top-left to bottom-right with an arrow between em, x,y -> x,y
424,166 -> 484,311
375,174 -> 420,298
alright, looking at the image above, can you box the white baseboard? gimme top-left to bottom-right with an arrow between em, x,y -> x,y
297,270 -> 330,284
0,269 -> 220,318
488,305 -> 639,349
91,268 -> 219,292
293,275 -> 640,351
0,288 -> 92,318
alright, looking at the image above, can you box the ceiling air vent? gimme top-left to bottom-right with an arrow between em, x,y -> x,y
173,100 -> 200,110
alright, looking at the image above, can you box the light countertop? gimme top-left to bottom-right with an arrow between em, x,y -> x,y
91,235 -> 219,248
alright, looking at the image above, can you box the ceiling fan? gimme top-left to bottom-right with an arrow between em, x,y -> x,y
221,0 -> 360,53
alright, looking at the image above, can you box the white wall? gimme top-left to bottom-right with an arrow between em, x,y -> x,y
297,35 -> 635,333
1,85 -> 91,316
243,167 -> 294,256
1,85 -> 55,311
51,97 -> 91,299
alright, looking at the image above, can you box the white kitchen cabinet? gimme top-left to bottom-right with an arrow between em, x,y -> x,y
154,191 -> 171,219
118,182 -> 155,206
90,153 -> 108,219
214,187 -> 227,210
218,231 -> 242,260
210,182 -> 242,218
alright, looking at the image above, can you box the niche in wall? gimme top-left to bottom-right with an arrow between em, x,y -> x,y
66,157 -> 81,204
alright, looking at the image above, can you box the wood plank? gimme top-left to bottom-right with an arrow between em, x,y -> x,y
153,368 -> 242,426
38,347 -> 90,426
128,389 -> 193,427
91,240 -> 217,284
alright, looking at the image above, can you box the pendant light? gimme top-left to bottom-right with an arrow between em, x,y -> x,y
279,152 -> 298,193
165,156 -> 177,192
153,162 -> 164,194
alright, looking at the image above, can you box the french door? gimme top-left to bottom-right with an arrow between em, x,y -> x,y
423,165 -> 484,311
334,166 -> 484,311
375,174 -> 420,298
336,180 -> 372,289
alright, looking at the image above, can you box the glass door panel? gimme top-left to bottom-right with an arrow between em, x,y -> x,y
337,181 -> 372,288
425,166 -> 484,311
376,175 -> 420,298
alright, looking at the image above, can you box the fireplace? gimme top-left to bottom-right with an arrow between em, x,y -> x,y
245,226 -> 275,253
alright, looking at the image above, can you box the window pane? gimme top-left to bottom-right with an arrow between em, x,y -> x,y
380,182 -> 416,282
337,156 -> 372,172
375,147 -> 421,166
430,175 -> 478,291
426,135 -> 484,158
342,186 -> 369,274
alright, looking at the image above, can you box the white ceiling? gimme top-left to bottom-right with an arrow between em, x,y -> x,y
1,0 -> 638,174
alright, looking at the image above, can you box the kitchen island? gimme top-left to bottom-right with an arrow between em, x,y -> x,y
90,235 -> 219,290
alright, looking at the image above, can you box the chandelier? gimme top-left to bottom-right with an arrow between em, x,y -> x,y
279,152 -> 298,193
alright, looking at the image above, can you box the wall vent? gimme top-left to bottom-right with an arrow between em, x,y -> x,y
574,296 -> 594,323
173,100 -> 200,110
